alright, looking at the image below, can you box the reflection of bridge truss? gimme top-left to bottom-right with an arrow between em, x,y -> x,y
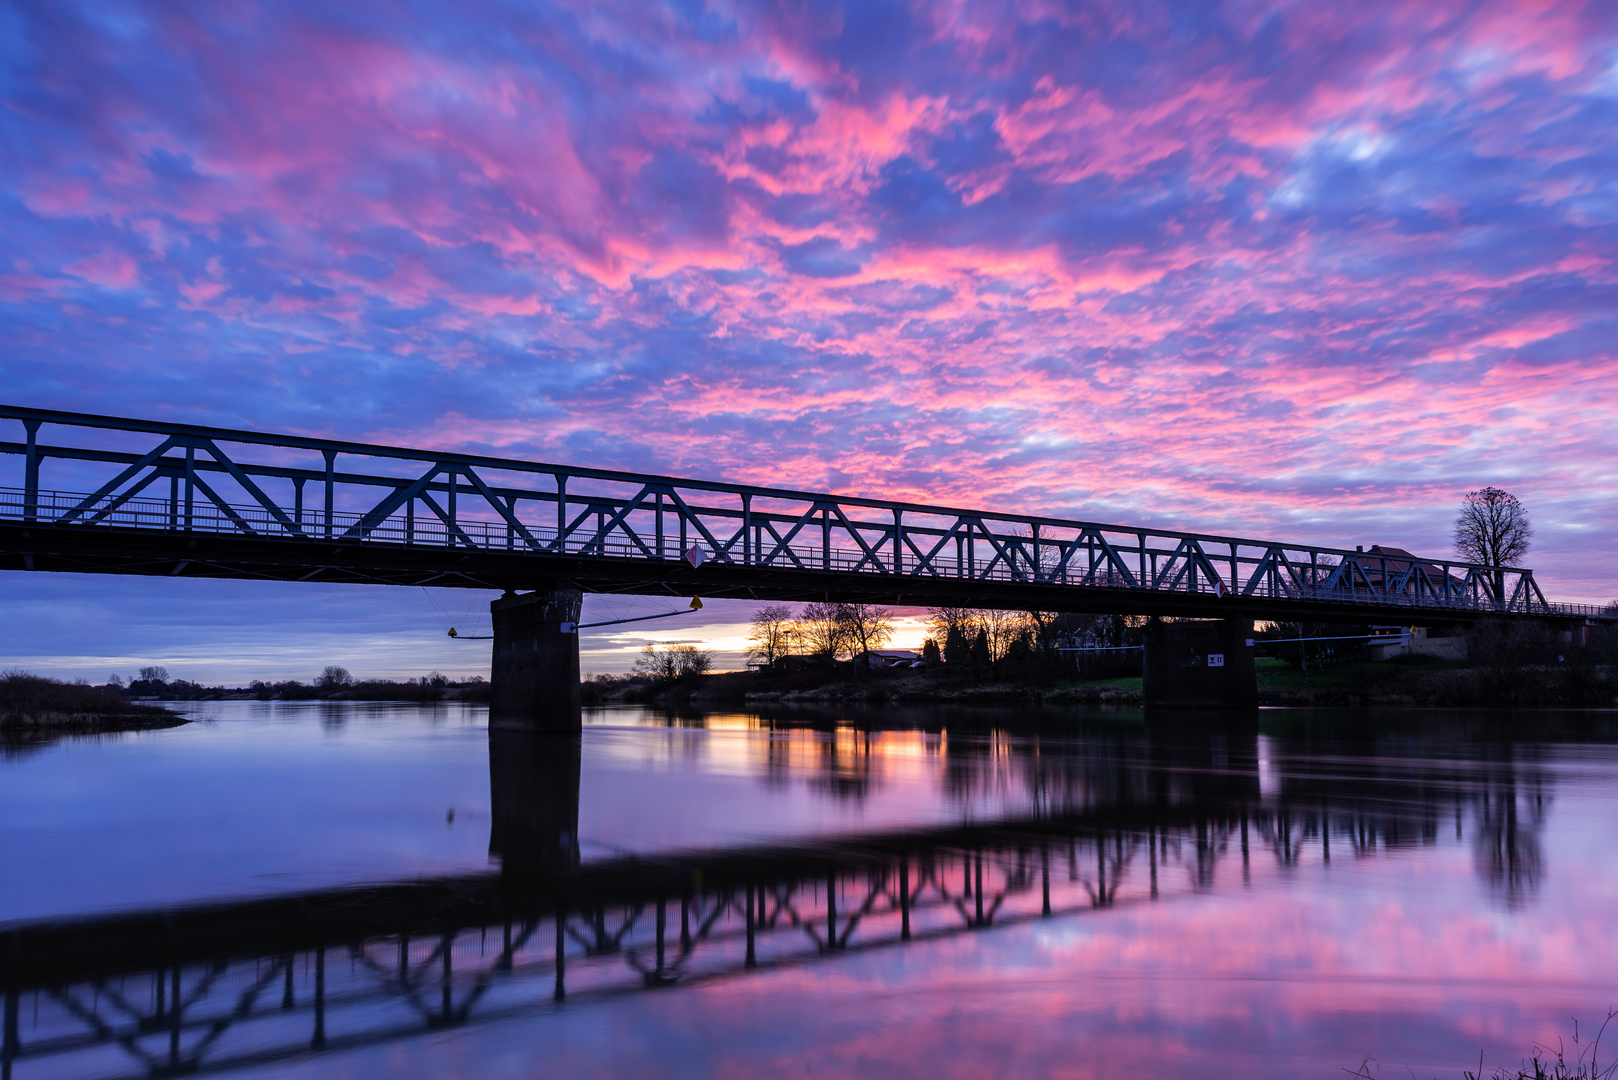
0,792 -> 1528,1080
3,405 -> 1600,622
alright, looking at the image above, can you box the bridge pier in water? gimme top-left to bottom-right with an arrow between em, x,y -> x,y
488,730 -> 582,878
1143,617 -> 1258,709
489,586 -> 583,734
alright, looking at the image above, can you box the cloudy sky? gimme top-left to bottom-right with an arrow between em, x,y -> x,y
2,0 -> 1616,682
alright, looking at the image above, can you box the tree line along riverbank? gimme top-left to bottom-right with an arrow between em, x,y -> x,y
591,611 -> 1618,710
0,666 -> 495,744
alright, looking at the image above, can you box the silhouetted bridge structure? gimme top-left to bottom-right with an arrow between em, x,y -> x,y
1,405 -> 1608,719
0,723 -> 1544,1080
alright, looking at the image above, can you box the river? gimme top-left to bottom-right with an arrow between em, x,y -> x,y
3,702 -> 1617,1079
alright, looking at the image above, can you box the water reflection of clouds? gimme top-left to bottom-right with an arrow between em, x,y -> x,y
5,705 -> 1609,1079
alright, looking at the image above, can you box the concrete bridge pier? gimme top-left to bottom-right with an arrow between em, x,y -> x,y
489,586 -> 583,734
1143,617 -> 1258,709
488,731 -> 581,878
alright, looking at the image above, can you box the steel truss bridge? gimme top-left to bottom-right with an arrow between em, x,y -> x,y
0,406 -> 1604,623
0,761 -> 1537,1080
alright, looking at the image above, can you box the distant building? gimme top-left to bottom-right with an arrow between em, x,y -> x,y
1351,545 -> 1462,595
855,649 -> 922,669
752,653 -> 833,673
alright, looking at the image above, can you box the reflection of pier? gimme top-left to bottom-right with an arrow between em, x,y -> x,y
0,726 -> 1550,1080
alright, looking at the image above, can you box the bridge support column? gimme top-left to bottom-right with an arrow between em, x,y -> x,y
488,731 -> 581,878
489,587 -> 583,734
1143,617 -> 1257,709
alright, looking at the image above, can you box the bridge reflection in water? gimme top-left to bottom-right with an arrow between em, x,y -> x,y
0,715 -> 1549,1080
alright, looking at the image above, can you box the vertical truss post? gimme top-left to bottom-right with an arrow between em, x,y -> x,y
655,898 -> 666,976
183,445 -> 196,531
553,911 -> 566,1001
742,493 -> 752,566
655,491 -> 664,559
899,861 -> 910,940
1230,542 -> 1239,594
168,474 -> 178,529
825,870 -> 837,950
974,853 -> 984,925
21,419 -> 39,523
170,965 -> 183,1066
821,507 -> 831,571
893,509 -> 903,574
745,885 -> 756,967
1138,532 -> 1147,588
1041,846 -> 1051,915
293,478 -> 305,532
679,495 -> 687,555
3,982 -> 18,1080
312,948 -> 326,1047
406,495 -> 415,545
1032,523 -> 1041,582
440,931 -> 453,1020
555,475 -> 567,553
322,450 -> 337,539
446,467 -> 457,547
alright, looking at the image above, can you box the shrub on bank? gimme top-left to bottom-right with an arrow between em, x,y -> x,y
0,670 -> 181,728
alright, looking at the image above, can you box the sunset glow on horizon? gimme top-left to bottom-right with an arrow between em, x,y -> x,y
3,0 -> 1616,679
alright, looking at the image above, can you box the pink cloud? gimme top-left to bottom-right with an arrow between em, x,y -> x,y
63,251 -> 141,290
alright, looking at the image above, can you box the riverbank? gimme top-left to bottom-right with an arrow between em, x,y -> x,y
0,671 -> 189,736
584,652 -> 1618,710
590,667 -> 1144,708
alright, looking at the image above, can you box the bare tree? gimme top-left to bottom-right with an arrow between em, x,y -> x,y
670,644 -> 713,678
633,644 -> 680,684
746,603 -> 797,669
1453,486 -> 1532,597
315,665 -> 354,692
835,603 -> 894,669
926,607 -> 980,665
978,609 -> 1024,665
796,601 -> 849,662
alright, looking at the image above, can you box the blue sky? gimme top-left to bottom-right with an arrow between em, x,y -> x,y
3,0 -> 1616,681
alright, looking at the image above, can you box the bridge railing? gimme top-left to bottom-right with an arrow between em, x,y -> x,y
1,406 -> 1603,619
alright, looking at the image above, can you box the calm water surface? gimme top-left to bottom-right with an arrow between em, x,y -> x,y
3,702 -> 1617,1079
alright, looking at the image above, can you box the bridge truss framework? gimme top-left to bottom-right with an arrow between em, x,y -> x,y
2,795 -> 1475,1080
1,406 -> 1605,623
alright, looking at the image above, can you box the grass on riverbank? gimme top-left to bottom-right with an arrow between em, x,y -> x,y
0,670 -> 188,732
584,647 -> 1617,711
